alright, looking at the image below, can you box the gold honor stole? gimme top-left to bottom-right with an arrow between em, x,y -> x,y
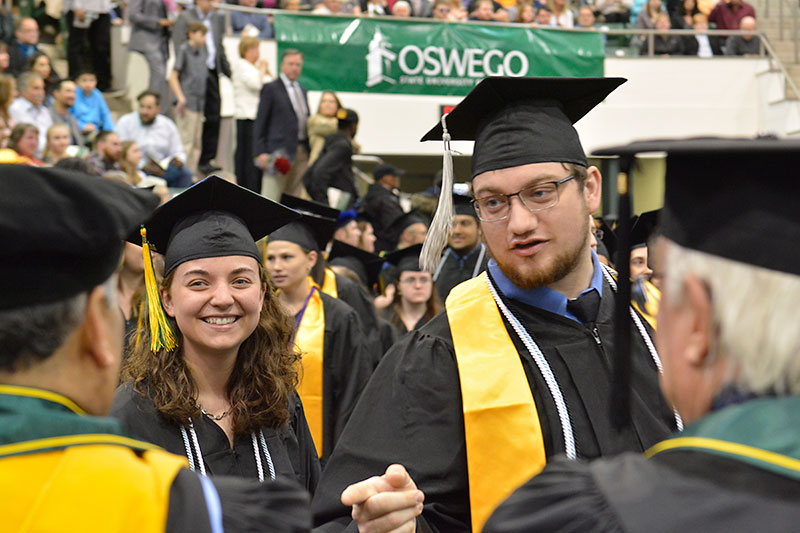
446,272 -> 546,532
295,281 -> 326,458
0,438 -> 186,531
321,268 -> 338,298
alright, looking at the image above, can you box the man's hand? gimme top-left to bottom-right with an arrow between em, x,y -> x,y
143,160 -> 166,177
170,157 -> 183,168
158,18 -> 174,27
82,123 -> 96,134
341,464 -> 424,533
74,8 -> 86,22
175,97 -> 186,117
255,153 -> 270,170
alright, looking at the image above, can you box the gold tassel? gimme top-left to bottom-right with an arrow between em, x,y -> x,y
140,227 -> 178,353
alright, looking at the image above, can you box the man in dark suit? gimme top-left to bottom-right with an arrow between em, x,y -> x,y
173,0 -> 231,176
253,49 -> 310,201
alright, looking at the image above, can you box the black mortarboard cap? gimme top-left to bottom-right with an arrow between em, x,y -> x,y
1,165 -> 159,310
596,218 -> 618,262
384,244 -> 424,274
421,77 -> 626,179
328,240 -> 384,287
269,216 -> 338,252
630,209 -> 660,249
387,210 -> 427,238
135,176 -> 300,275
453,193 -> 477,218
281,194 -> 341,220
595,137 -> 800,276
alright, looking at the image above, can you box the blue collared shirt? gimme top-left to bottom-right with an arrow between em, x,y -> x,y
488,249 -> 604,324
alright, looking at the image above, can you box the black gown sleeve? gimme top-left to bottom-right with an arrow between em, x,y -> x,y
311,313 -> 471,532
166,468 -> 313,533
320,294 -> 375,462
483,458 -> 625,533
333,274 -> 384,368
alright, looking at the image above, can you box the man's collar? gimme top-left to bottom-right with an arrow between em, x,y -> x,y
488,249 -> 604,323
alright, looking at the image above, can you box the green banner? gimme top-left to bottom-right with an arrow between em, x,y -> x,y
274,14 -> 605,96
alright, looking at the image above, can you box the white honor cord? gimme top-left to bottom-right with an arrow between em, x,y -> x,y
180,425 -> 196,472
485,276 -> 577,460
181,423 -> 276,481
252,432 -> 265,482
188,422 -> 207,476
600,266 -> 685,431
471,244 -> 487,279
258,430 -> 276,480
432,248 -> 449,281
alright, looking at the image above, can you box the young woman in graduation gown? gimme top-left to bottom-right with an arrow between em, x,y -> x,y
266,216 -> 375,464
112,177 -> 320,493
383,244 -> 443,337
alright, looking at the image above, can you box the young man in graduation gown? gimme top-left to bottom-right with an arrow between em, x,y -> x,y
0,167 -> 310,532
310,77 -> 679,533
433,193 -> 490,301
485,137 -> 800,532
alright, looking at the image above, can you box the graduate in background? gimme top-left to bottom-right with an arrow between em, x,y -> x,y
281,194 -> 382,354
0,168 -> 309,531
487,138 -> 800,532
384,244 -> 443,337
266,213 -> 374,464
432,193 -> 489,301
328,239 -> 398,361
113,176 -> 321,492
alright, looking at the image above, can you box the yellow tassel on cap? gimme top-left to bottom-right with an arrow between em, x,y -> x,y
140,227 -> 178,353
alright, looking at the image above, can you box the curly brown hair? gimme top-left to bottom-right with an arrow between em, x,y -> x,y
121,265 -> 300,434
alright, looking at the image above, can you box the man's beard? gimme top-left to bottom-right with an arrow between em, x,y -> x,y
490,227 -> 589,290
140,115 -> 155,125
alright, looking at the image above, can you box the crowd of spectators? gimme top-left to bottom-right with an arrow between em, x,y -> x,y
0,0 -> 763,187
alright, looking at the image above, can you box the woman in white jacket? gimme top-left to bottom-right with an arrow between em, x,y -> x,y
233,36 -> 272,193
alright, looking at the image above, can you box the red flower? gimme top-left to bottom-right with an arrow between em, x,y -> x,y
274,157 -> 291,175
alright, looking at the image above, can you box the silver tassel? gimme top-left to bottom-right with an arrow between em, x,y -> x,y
420,115 -> 455,272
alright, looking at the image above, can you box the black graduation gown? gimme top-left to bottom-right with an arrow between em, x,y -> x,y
376,316 -> 399,357
111,385 -> 321,494
330,272 -> 384,368
168,468 -> 311,533
484,450 -> 800,532
310,274 -> 675,532
433,245 -> 489,301
311,291 -> 376,463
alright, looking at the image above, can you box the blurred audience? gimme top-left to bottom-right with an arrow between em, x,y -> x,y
9,71 -> 50,157
41,123 -> 72,164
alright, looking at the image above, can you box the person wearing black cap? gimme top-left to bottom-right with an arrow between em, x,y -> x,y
385,210 -> 429,252
312,77 -> 678,532
266,212 -> 374,463
486,137 -> 800,532
361,162 -> 406,250
384,244 -> 444,337
281,194 -> 383,356
629,209 -> 659,281
432,193 -> 489,301
113,176 -> 322,494
303,108 -> 360,209
328,239 -> 399,358
0,168 -> 309,531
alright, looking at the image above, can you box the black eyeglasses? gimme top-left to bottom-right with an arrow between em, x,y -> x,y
472,175 -> 575,222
